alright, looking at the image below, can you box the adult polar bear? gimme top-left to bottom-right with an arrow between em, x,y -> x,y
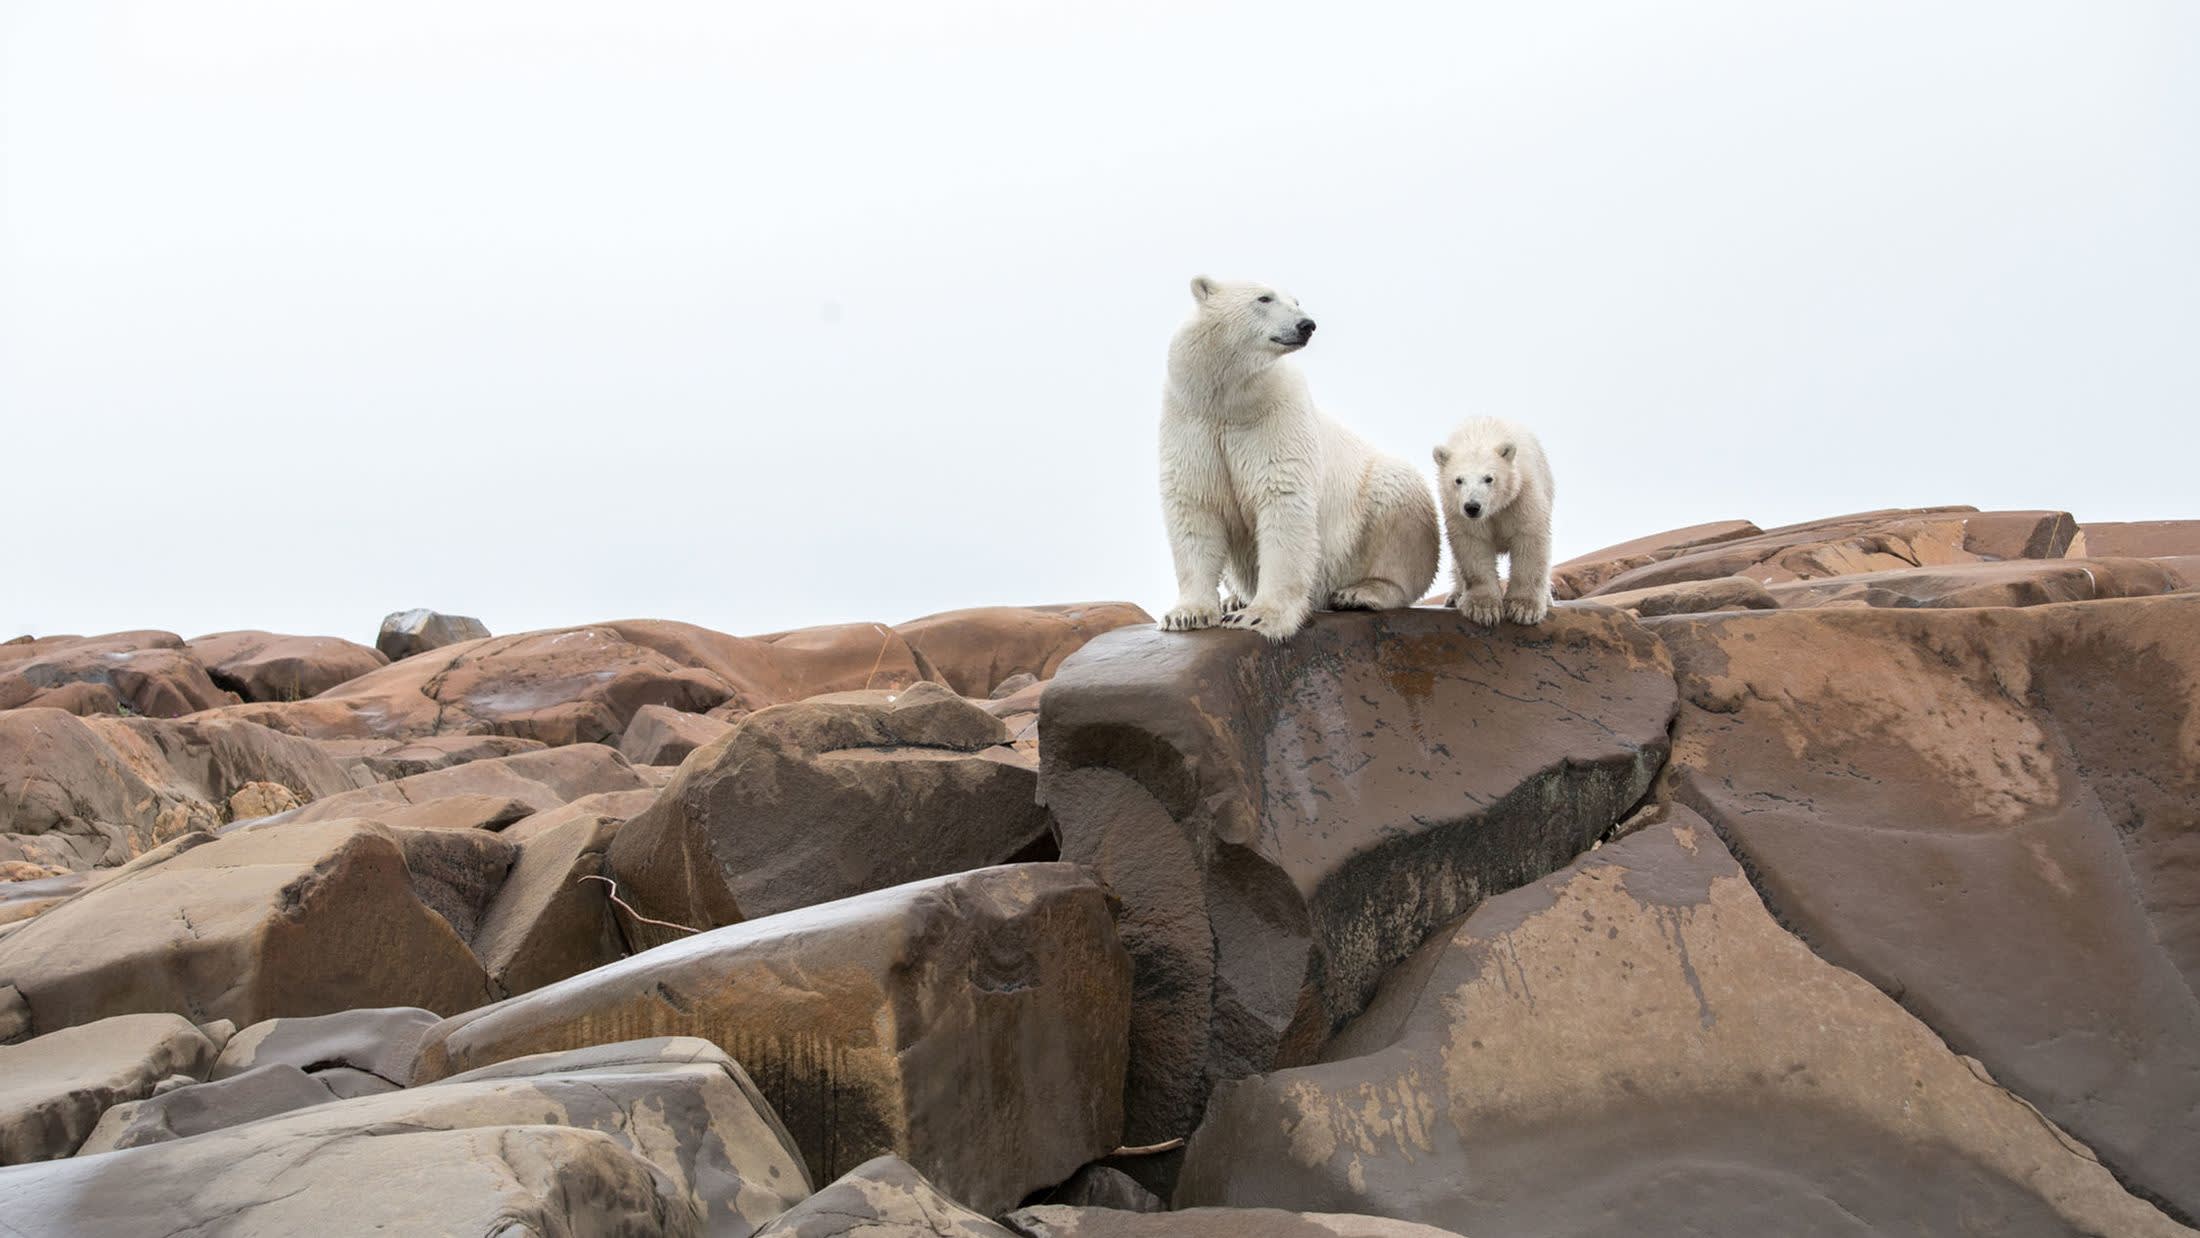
1158,276 -> 1438,641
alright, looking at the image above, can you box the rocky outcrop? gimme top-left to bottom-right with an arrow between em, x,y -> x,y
473,809 -> 627,995
1175,821 -> 2190,1237
0,820 -> 497,1036
260,742 -> 649,833
183,630 -> 388,702
0,631 -> 239,718
76,1062 -> 339,1153
211,1006 -> 441,1087
0,1013 -> 220,1163
0,1037 -> 810,1236
1550,518 -> 1762,599
0,709 -> 360,871
607,683 -> 1053,943
1652,593 -> 2200,1220
1038,607 -> 1676,1141
2072,518 -> 2200,558
893,603 -> 1153,698
375,608 -> 490,661
414,864 -> 1130,1215
620,702 -> 736,765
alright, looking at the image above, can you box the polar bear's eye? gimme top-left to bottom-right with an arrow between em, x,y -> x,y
1481,475 -> 1493,484
1256,295 -> 1273,304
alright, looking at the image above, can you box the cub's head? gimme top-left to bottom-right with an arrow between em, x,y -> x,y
1433,423 -> 1526,522
1188,276 -> 1316,356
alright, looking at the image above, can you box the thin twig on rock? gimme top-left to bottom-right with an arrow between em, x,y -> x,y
579,873 -> 700,936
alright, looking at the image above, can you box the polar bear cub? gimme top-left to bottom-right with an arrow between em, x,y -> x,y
1433,417 -> 1556,626
1158,276 -> 1439,642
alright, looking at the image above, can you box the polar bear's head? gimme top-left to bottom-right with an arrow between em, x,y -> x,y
1433,419 -> 1527,522
1188,276 -> 1317,356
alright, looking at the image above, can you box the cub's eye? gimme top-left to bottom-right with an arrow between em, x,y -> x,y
1454,477 -> 1464,486
1256,295 -> 1273,303
1481,475 -> 1494,484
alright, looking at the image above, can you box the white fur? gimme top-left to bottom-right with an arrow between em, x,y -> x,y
1432,417 -> 1556,626
1158,276 -> 1439,642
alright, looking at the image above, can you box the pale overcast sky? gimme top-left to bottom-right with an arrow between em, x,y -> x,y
4,2 -> 2194,642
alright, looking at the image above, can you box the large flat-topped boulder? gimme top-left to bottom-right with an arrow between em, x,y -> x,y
1760,554 -> 2193,609
1651,593 -> 2200,1221
1037,606 -> 1676,1142
0,631 -> 239,718
620,619 -> 930,712
0,1037 -> 810,1236
1175,821 -> 2191,1237
1585,506 -> 2078,596
0,820 -> 496,1036
0,709 -> 361,872
414,864 -> 1130,1215
892,602 -> 1154,698
183,630 -> 388,702
607,682 -> 1052,942
375,607 -> 490,660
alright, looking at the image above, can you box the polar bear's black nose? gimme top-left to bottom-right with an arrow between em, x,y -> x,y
1463,501 -> 1484,518
1296,318 -> 1316,337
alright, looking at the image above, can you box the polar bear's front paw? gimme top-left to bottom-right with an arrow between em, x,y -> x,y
1220,601 -> 1307,642
1457,595 -> 1504,627
1161,601 -> 1222,632
1220,593 -> 1249,614
1504,594 -> 1551,625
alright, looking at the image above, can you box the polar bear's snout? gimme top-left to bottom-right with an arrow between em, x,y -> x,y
1462,500 -> 1484,519
1271,317 -> 1317,348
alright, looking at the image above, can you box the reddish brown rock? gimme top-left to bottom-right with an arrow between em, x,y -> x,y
413,864 -> 1131,1215
2072,518 -> 2200,558
182,630 -> 388,702
501,788 -> 659,843
609,618 -> 930,712
1761,554 -> 2190,610
1588,574 -> 1779,617
0,631 -> 239,718
1585,507 -> 2078,597
265,743 -> 647,832
1551,519 -> 1762,599
473,810 -> 626,996
0,820 -> 496,1036
607,683 -> 1052,943
619,702 -> 735,766
1653,594 -> 2200,1221
1175,821 -> 2190,1237
0,710 -> 360,872
374,608 -> 490,661
317,733 -> 549,780
893,602 -> 1154,698
1038,607 -> 1676,1142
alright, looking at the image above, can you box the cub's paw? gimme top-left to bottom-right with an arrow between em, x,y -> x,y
1504,595 -> 1551,625
1161,602 -> 1221,632
1457,596 -> 1504,627
1221,602 -> 1307,642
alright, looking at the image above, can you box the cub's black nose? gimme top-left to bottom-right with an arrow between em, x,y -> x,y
1464,501 -> 1484,518
1296,318 -> 1317,336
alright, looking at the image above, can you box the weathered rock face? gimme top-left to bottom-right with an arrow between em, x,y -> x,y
262,742 -> 649,833
608,683 -> 1054,943
319,732 -> 548,781
1550,519 -> 1762,599
639,619 -> 931,712
473,809 -> 627,995
1580,506 -> 2078,597
77,1062 -> 338,1154
183,629 -> 388,702
0,631 -> 239,718
1038,607 -> 1676,1141
2072,518 -> 2200,558
212,1006 -> 442,1086
1175,821 -> 2191,1237
1587,574 -> 1779,617
621,702 -> 736,765
752,1155 -> 1016,1237
375,607 -> 490,661
0,709 -> 361,871
0,820 -> 496,1036
1759,554 -> 2194,610
0,1037 -> 811,1237
1006,1207 -> 1465,1237
0,1013 -> 219,1164
893,603 -> 1154,699
414,864 -> 1131,1215
1652,594 -> 2200,1221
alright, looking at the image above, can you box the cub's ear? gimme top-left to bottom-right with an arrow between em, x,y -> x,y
1431,444 -> 1452,468
1190,275 -> 1219,303
1498,442 -> 1516,461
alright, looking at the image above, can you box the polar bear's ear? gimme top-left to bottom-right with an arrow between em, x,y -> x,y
1431,444 -> 1451,468
1190,276 -> 1219,304
1498,442 -> 1516,461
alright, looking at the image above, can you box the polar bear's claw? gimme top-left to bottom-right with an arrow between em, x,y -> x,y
1458,597 -> 1504,627
1161,603 -> 1222,632
1222,602 -> 1304,642
1504,595 -> 1551,625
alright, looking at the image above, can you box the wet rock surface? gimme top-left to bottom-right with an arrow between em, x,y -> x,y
1039,606 -> 1676,1140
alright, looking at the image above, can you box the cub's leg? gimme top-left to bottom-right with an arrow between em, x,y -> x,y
1448,529 -> 1505,627
1502,522 -> 1554,625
